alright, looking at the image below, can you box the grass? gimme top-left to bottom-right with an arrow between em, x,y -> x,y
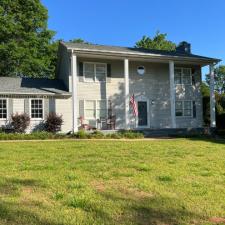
0,138 -> 224,225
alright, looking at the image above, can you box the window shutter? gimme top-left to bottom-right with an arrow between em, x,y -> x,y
107,64 -> 111,77
193,101 -> 196,118
79,62 -> 83,76
79,100 -> 84,118
8,98 -> 13,119
191,69 -> 196,85
24,99 -> 29,115
44,98 -> 49,119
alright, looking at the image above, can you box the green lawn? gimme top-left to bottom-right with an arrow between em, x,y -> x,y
0,139 -> 225,225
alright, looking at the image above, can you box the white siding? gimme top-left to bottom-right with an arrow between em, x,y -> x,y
13,99 -> 24,114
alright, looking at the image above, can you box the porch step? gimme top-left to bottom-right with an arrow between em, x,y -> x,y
138,128 -> 205,138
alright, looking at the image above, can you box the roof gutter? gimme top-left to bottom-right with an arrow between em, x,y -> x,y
68,47 -> 221,64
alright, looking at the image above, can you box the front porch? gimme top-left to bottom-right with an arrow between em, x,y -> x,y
70,51 -> 217,132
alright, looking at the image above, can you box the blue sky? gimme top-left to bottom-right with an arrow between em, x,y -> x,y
42,0 -> 225,77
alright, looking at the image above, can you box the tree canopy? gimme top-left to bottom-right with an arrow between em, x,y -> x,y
206,65 -> 225,94
68,38 -> 91,44
0,0 -> 56,78
135,31 -> 176,51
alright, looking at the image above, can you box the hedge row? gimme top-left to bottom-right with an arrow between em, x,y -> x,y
0,130 -> 144,140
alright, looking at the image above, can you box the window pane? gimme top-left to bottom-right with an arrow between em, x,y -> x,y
86,100 -> 95,109
176,101 -> 183,109
175,101 -> 183,117
85,100 -> 95,119
183,75 -> 191,84
184,101 -> 191,110
176,110 -> 183,116
183,68 -> 191,76
96,109 -> 107,118
96,64 -> 106,81
175,68 -> 182,84
184,109 -> 191,116
96,100 -> 107,109
85,109 -> 95,118
84,63 -> 95,81
31,99 -> 43,119
0,99 -> 7,119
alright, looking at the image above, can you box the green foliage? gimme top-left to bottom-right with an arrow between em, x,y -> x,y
206,65 -> 225,94
135,31 -> 176,51
68,38 -> 91,44
11,113 -> 30,133
0,0 -> 56,78
0,131 -> 63,140
201,82 -> 225,127
45,112 -> 63,133
118,130 -> 144,139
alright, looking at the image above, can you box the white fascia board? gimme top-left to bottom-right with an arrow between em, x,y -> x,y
68,47 -> 220,64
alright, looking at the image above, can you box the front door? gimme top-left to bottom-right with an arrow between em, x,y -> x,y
138,101 -> 148,127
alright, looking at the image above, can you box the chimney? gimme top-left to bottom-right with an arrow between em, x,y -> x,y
176,41 -> 191,54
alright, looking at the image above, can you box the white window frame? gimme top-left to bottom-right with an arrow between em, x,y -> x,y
29,98 -> 44,120
83,62 -> 107,82
0,98 -> 8,120
84,99 -> 108,120
175,100 -> 193,117
174,67 -> 192,85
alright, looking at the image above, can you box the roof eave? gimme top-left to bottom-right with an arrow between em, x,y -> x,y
0,92 -> 72,97
67,47 -> 220,65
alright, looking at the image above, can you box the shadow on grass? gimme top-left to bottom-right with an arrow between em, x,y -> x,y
186,136 -> 225,145
0,177 -> 62,225
0,201 -> 63,225
100,191 -> 204,225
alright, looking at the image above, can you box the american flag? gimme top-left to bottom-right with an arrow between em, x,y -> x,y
130,94 -> 138,117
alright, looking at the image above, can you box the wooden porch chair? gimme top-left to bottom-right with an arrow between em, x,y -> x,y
107,115 -> 116,130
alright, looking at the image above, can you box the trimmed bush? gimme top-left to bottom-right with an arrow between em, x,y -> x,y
74,130 -> 90,139
11,113 -> 30,133
45,113 -> 63,133
90,131 -> 105,139
0,131 -> 64,140
118,130 -> 144,139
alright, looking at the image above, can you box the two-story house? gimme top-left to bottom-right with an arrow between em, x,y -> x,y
0,41 -> 220,133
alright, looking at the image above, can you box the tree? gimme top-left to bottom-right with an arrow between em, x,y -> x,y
0,0 -> 56,78
68,38 -> 91,44
206,65 -> 225,94
135,31 -> 176,51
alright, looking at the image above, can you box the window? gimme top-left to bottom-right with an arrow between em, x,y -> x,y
85,100 -> 96,119
84,63 -> 106,82
30,99 -> 43,119
175,101 -> 183,116
84,100 -> 108,120
96,100 -> 107,118
0,99 -> 7,119
175,68 -> 182,84
174,68 -> 192,85
175,100 -> 192,117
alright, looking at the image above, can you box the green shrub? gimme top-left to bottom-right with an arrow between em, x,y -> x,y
0,131 -> 64,140
45,113 -> 63,133
90,131 -> 105,139
106,133 -> 122,139
118,130 -> 144,139
74,130 -> 90,139
11,113 -> 30,133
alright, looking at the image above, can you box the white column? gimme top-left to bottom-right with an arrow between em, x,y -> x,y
209,64 -> 216,128
71,52 -> 78,132
124,58 -> 130,129
169,61 -> 176,128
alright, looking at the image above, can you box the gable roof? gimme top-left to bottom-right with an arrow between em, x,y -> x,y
62,42 -> 221,65
0,77 -> 70,96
